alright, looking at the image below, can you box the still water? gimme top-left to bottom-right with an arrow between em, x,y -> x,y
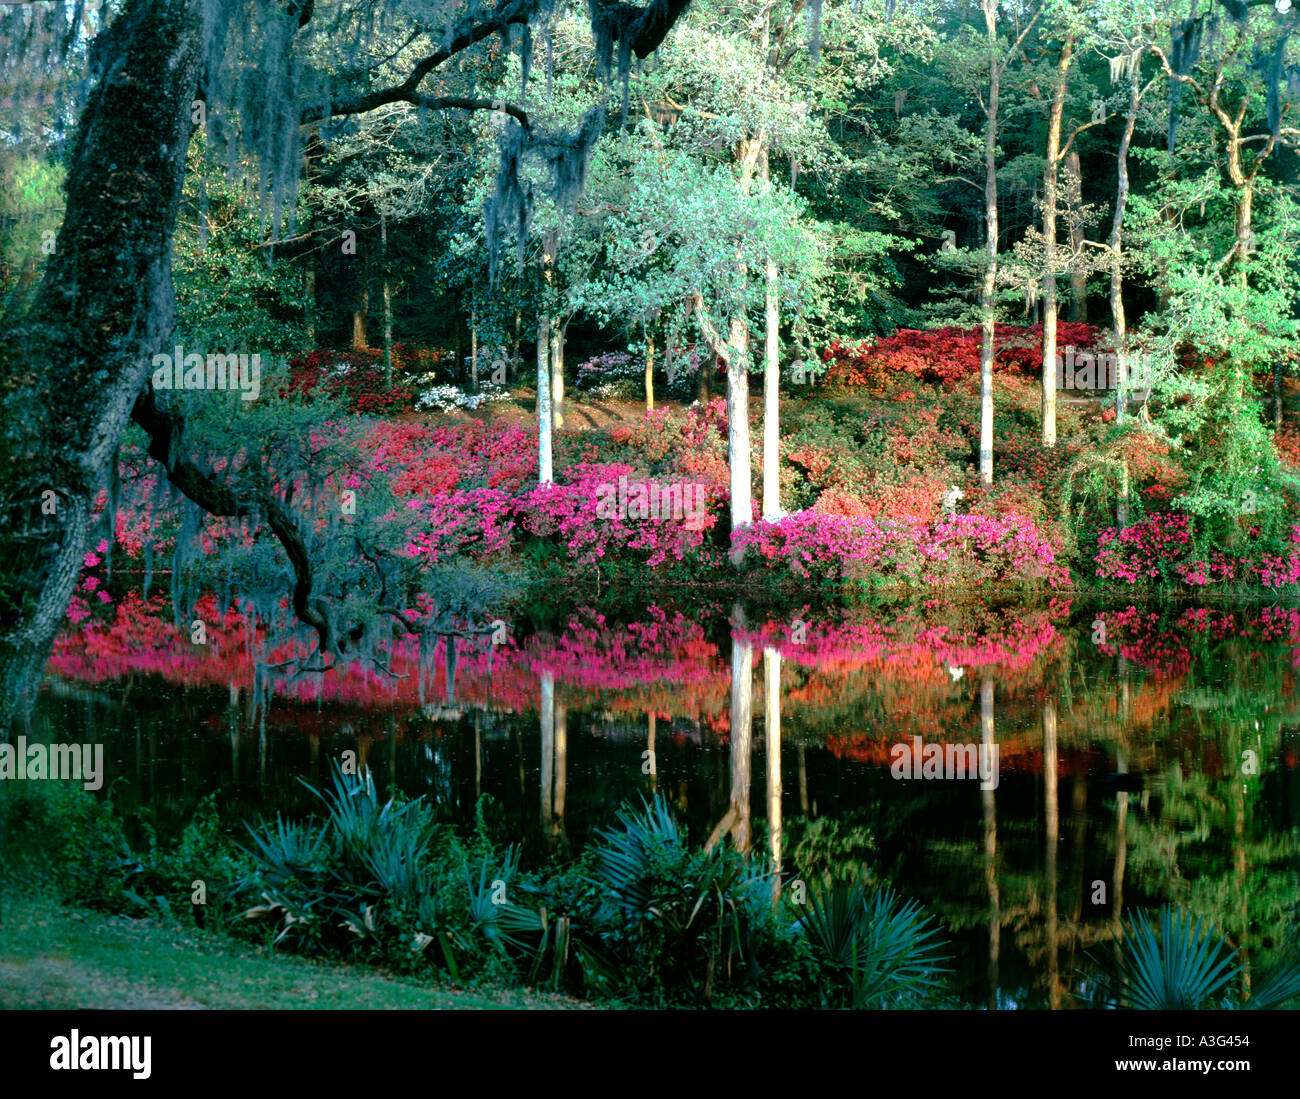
31,597 -> 1300,1008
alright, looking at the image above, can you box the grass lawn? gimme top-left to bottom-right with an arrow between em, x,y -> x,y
0,894 -> 585,1010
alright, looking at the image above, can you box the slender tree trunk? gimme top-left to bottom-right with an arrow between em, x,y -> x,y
1040,34 -> 1073,449
0,0 -> 205,734
305,266 -> 316,347
537,316 -> 552,484
454,294 -> 466,388
978,0 -> 1000,484
1110,66 -> 1141,420
470,301 -> 479,391
1066,149 -> 1087,322
645,332 -> 655,412
380,207 -> 392,385
725,310 -> 753,534
551,320 -> 564,429
762,260 -> 780,519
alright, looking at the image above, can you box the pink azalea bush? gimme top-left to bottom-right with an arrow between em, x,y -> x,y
1094,512 -> 1300,590
730,510 -> 1069,588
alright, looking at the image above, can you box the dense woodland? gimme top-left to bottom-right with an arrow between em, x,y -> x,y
2,0 -> 1300,1015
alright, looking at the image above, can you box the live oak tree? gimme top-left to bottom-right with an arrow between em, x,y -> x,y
0,0 -> 696,733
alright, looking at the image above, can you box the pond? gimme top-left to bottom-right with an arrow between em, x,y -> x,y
29,596 -> 1300,1008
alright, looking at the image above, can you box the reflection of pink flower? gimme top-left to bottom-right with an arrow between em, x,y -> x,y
96,540 -> 109,553
81,576 -> 100,592
83,551 -> 100,568
96,590 -> 112,604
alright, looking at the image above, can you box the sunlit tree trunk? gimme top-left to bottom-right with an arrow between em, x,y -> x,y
1040,33 -> 1073,448
645,332 -> 655,412
1066,149 -> 1087,322
1109,64 -> 1143,421
978,0 -> 1001,483
551,320 -> 564,429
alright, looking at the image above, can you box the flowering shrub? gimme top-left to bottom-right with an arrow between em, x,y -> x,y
285,345 -> 450,414
1094,513 -> 1300,589
413,382 -> 511,413
1094,512 -> 1191,583
575,350 -> 641,390
821,323 -> 1104,388
731,509 -> 1068,588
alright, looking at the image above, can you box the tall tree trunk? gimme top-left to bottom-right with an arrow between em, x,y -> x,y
537,316 -> 552,485
978,0 -> 1000,484
351,235 -> 368,348
538,239 -> 556,484
470,301 -> 479,391
455,294 -> 466,389
551,320 -> 564,429
762,258 -> 780,519
725,308 -> 753,534
1066,149 -> 1087,322
1044,698 -> 1060,1010
380,208 -> 392,386
0,0 -> 205,735
1110,65 -> 1142,420
1040,33 -> 1073,449
645,332 -> 655,412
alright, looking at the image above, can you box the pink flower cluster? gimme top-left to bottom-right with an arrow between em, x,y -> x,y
730,510 -> 1068,587
1094,512 -> 1191,582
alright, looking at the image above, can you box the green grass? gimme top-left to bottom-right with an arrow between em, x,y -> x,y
0,893 -> 585,1010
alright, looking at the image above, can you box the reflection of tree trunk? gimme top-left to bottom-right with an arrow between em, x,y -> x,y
474,710 -> 482,801
554,702 -> 566,844
1071,774 -> 1087,931
708,624 -> 753,852
982,677 -> 999,1007
765,648 -> 782,892
1044,699 -> 1060,1010
540,672 -> 554,838
388,713 -> 397,788
1112,746 -> 1128,965
1234,731 -> 1250,1002
799,743 -> 808,815
647,710 -> 657,793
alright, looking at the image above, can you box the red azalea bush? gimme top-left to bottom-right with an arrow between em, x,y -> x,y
284,345 -> 451,414
821,323 -> 1104,388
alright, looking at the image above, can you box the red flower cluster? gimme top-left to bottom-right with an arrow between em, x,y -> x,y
820,323 -> 1104,388
284,344 -> 449,414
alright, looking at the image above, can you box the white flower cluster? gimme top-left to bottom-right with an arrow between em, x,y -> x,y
414,382 -> 511,413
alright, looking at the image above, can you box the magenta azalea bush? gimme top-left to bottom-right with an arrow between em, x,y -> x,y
730,510 -> 1069,588
1094,512 -> 1300,590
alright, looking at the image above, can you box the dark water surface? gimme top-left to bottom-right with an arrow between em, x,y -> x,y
29,598 -> 1300,1008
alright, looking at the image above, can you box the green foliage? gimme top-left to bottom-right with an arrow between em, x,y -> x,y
797,873 -> 952,1008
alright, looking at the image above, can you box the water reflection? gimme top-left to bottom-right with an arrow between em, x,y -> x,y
31,598 -> 1300,1007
